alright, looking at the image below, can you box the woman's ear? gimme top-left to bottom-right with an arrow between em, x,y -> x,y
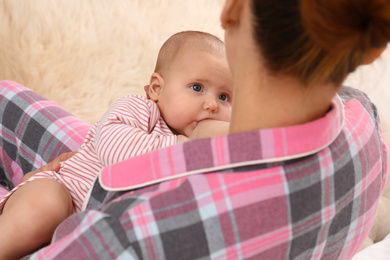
147,72 -> 164,102
220,0 -> 245,29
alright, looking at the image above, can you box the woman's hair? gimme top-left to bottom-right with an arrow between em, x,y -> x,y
251,0 -> 390,86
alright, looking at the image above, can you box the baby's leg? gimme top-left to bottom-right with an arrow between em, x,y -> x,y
0,178 -> 73,260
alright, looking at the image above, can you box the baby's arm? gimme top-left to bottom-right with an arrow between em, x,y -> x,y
95,96 -> 177,166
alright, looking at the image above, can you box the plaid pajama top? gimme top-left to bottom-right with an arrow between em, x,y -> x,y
26,87 -> 387,260
0,95 -> 176,212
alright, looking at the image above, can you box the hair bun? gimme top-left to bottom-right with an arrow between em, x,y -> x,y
301,0 -> 390,53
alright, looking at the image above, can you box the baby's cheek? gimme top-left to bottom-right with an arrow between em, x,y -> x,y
221,107 -> 232,122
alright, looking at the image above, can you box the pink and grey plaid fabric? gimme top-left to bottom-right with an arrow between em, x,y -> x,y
0,81 -> 386,259
0,81 -> 90,197
24,87 -> 387,259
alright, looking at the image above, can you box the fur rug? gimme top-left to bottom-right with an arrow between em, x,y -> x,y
1,0 -> 390,255
0,0 -> 224,124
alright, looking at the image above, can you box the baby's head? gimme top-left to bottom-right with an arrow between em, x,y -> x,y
147,31 -> 233,137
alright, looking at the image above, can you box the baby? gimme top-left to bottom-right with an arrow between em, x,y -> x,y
0,31 -> 233,259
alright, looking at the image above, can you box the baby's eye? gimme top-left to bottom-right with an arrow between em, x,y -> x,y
219,94 -> 229,102
190,84 -> 203,92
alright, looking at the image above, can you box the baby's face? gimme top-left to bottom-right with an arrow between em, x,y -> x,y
157,48 -> 233,137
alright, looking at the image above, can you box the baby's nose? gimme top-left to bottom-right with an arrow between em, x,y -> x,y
203,97 -> 218,112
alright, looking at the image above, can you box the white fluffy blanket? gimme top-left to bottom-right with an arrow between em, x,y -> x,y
0,0 -> 224,124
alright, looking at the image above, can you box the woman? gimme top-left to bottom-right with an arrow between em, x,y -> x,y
0,0 -> 389,259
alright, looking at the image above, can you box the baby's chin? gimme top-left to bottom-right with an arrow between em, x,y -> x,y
170,122 -> 198,137
185,122 -> 200,137
170,128 -> 189,138
168,126 -> 180,135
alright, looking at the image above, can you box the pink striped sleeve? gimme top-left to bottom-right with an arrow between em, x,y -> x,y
94,95 -> 176,166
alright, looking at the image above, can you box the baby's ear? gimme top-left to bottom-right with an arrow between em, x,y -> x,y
148,72 -> 164,102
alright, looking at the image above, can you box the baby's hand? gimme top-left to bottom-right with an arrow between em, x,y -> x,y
21,152 -> 77,183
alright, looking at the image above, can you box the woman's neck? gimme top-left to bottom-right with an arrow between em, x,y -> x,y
229,65 -> 338,134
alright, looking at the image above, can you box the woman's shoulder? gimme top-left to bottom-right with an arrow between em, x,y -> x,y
338,86 -> 379,120
338,86 -> 370,101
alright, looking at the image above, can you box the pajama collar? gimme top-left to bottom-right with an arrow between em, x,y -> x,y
99,94 -> 344,191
